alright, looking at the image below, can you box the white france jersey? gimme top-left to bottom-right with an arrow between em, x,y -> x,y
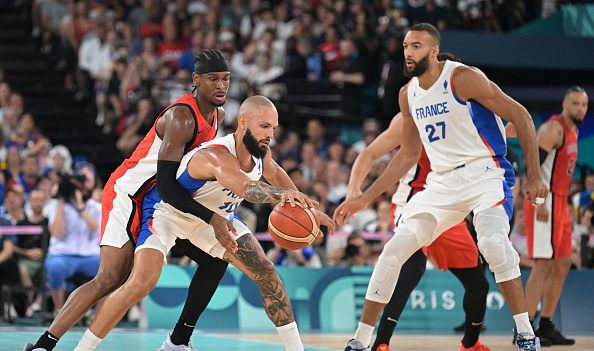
143,133 -> 264,223
407,60 -> 513,181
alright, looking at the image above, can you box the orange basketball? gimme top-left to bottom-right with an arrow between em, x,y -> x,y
268,202 -> 321,250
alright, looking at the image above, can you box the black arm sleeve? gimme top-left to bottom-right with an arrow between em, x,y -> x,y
539,147 -> 549,166
157,160 -> 215,223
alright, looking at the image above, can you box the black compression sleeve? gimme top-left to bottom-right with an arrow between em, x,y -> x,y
539,147 -> 549,165
157,160 -> 214,222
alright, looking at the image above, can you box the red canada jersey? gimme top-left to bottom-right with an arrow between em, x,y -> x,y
108,94 -> 219,199
541,115 -> 578,196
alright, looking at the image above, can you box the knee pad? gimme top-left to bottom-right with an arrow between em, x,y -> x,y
366,226 -> 422,303
475,208 -> 520,283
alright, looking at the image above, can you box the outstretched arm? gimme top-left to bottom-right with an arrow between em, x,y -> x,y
348,113 -> 403,197
453,67 -> 548,204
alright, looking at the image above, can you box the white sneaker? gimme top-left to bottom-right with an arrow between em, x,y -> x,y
157,333 -> 196,351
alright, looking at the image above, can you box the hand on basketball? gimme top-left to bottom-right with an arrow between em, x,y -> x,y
210,213 -> 238,254
524,177 -> 548,207
317,211 -> 336,235
280,189 -> 319,208
536,203 -> 549,222
333,196 -> 367,225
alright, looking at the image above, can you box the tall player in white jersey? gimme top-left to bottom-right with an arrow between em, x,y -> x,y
72,96 -> 335,351
335,23 -> 547,351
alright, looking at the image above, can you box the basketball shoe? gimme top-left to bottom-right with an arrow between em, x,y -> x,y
157,333 -> 196,351
22,343 -> 46,351
375,344 -> 390,351
344,339 -> 370,351
460,340 -> 491,351
515,331 -> 541,351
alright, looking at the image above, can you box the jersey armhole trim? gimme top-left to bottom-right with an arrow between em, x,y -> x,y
450,68 -> 467,106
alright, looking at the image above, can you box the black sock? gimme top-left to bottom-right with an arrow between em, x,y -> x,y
461,320 -> 483,348
539,317 -> 554,333
170,322 -> 195,346
449,265 -> 489,349
372,249 -> 426,350
34,331 -> 59,351
169,239 -> 229,346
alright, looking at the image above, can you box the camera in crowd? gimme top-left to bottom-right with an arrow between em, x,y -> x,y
56,174 -> 87,202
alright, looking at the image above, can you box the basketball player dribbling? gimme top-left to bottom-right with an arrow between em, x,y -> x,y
523,86 -> 588,346
334,23 -> 547,351
25,49 -> 238,351
70,96 -> 335,351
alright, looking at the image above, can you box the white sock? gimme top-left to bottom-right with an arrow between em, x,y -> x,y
276,321 -> 304,351
513,312 -> 534,335
354,321 -> 375,347
73,329 -> 102,351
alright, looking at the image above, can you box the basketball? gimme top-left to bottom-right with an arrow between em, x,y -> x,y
268,202 -> 321,250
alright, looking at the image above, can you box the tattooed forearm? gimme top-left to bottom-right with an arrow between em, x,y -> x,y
233,235 -> 294,326
244,180 -> 287,203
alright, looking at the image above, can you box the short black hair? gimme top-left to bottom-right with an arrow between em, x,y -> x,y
193,49 -> 228,73
409,23 -> 441,44
564,85 -> 586,98
437,52 -> 460,62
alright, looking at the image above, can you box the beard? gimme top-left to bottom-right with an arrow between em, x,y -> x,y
403,54 -> 430,78
570,114 -> 585,126
242,128 -> 268,158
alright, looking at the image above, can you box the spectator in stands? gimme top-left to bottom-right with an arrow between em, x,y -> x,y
8,92 -> 25,117
14,189 -> 49,314
10,155 -> 40,197
306,119 -> 330,157
64,0 -> 94,51
2,107 -> 20,142
329,38 -> 365,115
177,31 -> 203,73
318,25 -> 342,76
575,205 -> 594,268
299,141 -> 319,182
45,170 -> 101,313
328,231 -> 375,267
3,146 -> 22,187
364,200 -> 393,234
15,113 -> 50,158
578,173 -> 594,209
47,145 -> 72,177
117,97 -> 155,157
158,15 -> 189,69
326,160 -> 348,207
351,118 -> 382,154
0,81 -> 11,118
77,21 -> 111,101
3,185 -> 25,225
0,216 -> 20,288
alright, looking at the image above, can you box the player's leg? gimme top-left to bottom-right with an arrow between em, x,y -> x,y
160,239 -> 229,349
449,265 -> 489,349
473,205 -> 539,349
524,195 -> 554,323
538,198 -> 574,345
346,213 -> 439,351
73,240 -> 166,351
371,249 -> 427,351
223,232 -> 303,351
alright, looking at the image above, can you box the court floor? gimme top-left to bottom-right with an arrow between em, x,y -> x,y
1,328 -> 593,350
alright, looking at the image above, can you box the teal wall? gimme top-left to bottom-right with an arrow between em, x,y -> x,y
145,266 -> 594,333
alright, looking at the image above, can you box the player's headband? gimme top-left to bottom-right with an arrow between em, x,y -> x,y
194,58 -> 230,74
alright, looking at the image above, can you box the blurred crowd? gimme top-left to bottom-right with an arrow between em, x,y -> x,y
0,0 -> 592,320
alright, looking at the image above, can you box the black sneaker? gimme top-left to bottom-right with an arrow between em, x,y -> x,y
534,329 -> 553,347
549,329 -> 575,346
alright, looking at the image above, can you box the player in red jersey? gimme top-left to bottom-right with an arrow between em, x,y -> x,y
524,86 -> 588,346
26,49 -> 236,351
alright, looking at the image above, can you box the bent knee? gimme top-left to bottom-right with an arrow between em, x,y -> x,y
93,270 -> 129,294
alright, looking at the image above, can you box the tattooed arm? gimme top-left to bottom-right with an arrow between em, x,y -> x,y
187,147 -> 315,206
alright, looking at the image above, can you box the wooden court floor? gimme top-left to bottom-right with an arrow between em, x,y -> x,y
1,329 -> 593,350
